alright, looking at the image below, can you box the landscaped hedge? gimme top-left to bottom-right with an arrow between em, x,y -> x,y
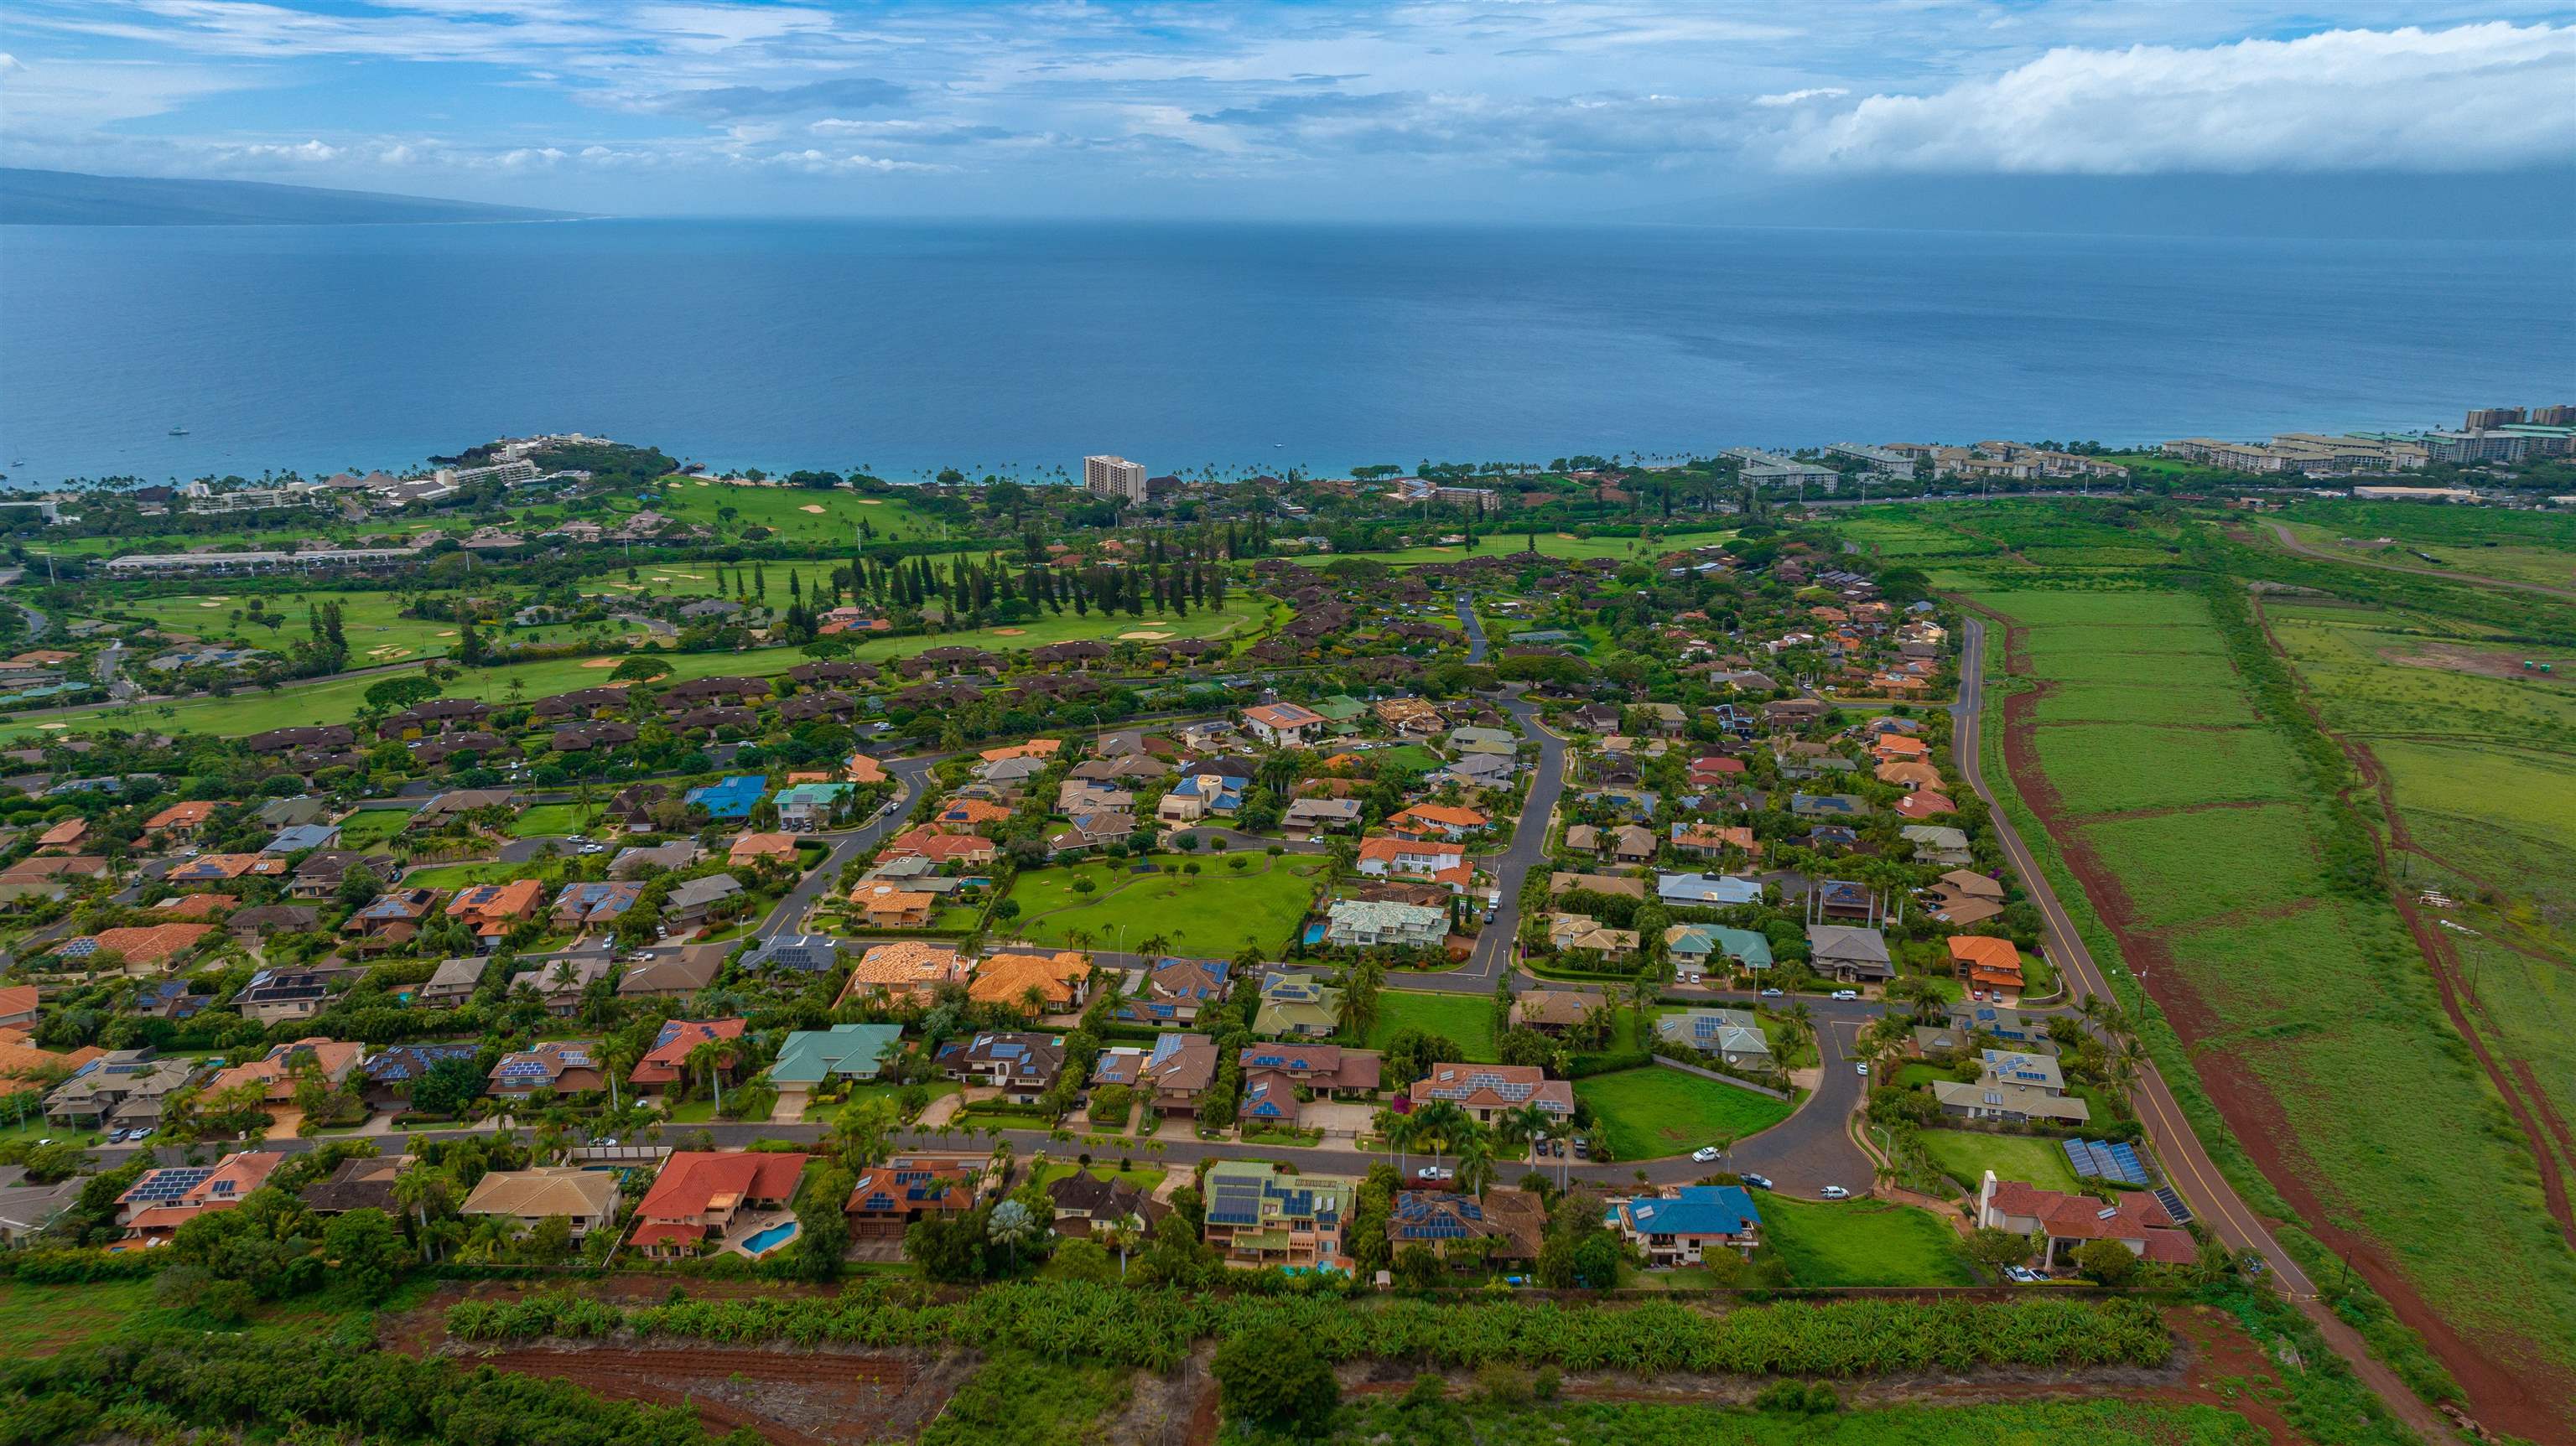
446,1280 -> 2171,1377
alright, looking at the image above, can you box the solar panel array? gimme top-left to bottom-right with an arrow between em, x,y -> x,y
1393,1193 -> 1482,1239
2153,1187 -> 2194,1225
2061,1139 -> 2150,1186
127,1167 -> 214,1203
1208,1175 -> 1264,1226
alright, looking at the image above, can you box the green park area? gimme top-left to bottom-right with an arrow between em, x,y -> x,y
1005,853 -> 1324,960
1363,989 -> 1498,1061
1571,1066 -> 1796,1162
1759,1196 -> 1974,1287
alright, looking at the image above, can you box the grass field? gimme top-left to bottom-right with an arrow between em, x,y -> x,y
1916,1128 -> 2083,1194
402,859 -> 553,889
112,588 -> 460,664
506,803 -> 603,838
611,480 -> 948,547
1979,573 -> 2576,1407
1365,989 -> 1499,1061
1005,854 -> 1323,959
1027,1160 -> 1166,1195
1,593 -> 1272,743
1758,1195 -> 1973,1287
1287,529 -> 1731,568
333,808 -> 413,847
1571,1066 -> 1797,1161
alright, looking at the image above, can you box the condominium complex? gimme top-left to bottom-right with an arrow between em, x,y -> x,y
1823,443 -> 1915,479
1389,477 -> 1500,512
1884,442 -> 2128,483
2161,433 -> 2429,475
1721,447 -> 1839,491
1083,454 -> 1147,504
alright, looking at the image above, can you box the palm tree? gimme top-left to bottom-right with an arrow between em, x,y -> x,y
391,1169 -> 449,1263
1454,1132 -> 1496,1196
600,1038 -> 639,1114
1493,1103 -> 1550,1163
684,1039 -> 730,1116
1099,1217 -> 1140,1277
1379,1109 -> 1417,1178
1412,1098 -> 1472,1177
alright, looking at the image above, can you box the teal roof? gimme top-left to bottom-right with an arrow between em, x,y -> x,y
775,782 -> 855,806
1668,924 -> 1774,969
769,1023 -> 905,1084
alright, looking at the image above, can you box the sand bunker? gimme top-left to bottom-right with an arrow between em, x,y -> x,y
1119,630 -> 1173,640
693,479 -> 710,487
39,723 -> 66,731
992,628 -> 1027,636
580,658 -> 621,669
855,498 -> 884,505
197,600 -> 224,608
437,630 -> 458,637
799,504 -> 828,515
1555,532 -> 1579,540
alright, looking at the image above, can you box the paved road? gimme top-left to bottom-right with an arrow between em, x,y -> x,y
2262,520 -> 2576,599
751,753 -> 943,942
1951,614 -> 2453,1439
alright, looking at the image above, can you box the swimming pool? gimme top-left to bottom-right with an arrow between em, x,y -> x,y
740,1221 -> 800,1257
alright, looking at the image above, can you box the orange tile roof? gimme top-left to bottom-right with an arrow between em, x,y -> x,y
146,801 -> 218,830
91,922 -> 217,966
839,941 -> 967,1003
845,754 -> 888,784
969,951 -> 1092,1008
978,739 -> 1063,762
36,818 -> 88,847
729,832 -> 799,863
1390,804 -> 1488,829
0,1039 -> 102,1097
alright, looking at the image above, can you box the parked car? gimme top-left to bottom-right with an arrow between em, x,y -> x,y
1820,1184 -> 1851,1200
1740,1174 -> 1774,1190
1856,1062 -> 1869,1076
1415,1166 -> 1454,1183
1759,987 -> 1784,998
2004,1266 -> 2044,1283
1691,1145 -> 1722,1163
1831,989 -> 1860,1001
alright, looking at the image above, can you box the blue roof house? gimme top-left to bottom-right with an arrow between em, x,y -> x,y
684,775 -> 770,820
1607,1185 -> 1763,1267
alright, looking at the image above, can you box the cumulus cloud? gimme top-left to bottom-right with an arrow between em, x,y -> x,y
1753,87 -> 1844,107
1774,23 -> 2576,174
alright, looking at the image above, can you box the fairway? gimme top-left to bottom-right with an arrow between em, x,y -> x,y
1572,1065 -> 1797,1161
1288,529 -> 1730,568
620,482 -> 948,546
1006,854 -> 1323,959
1365,989 -> 1498,1061
1758,1195 -> 1973,1287
112,589 -> 458,663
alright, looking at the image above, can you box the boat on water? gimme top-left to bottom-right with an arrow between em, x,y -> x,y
168,427 -> 190,436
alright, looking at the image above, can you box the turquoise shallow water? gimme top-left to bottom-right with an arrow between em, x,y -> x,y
2,219 -> 2567,485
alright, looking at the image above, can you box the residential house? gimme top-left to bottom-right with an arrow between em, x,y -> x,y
1949,936 -> 2026,996
1110,956 -> 1231,1027
1656,920 -> 1770,986
937,1031 -> 1067,1104
1385,804 -> 1488,842
875,826 -> 996,869
1670,824 -> 1758,861
81,922 -> 218,972
45,1050 -> 200,1131
445,878 -> 546,951
116,1151 -> 285,1247
299,1156 -> 408,1217
1448,725 -> 1518,756
1254,974 -> 1343,1038
0,985 -> 34,1030
1976,1172 -> 2193,1270
232,967 -> 349,1025
837,941 -> 969,1004
662,873 -> 744,929
1931,1050 -> 2090,1126
1546,913 -> 1638,958
741,932 -> 850,974
1047,1171 -> 1168,1239
205,1037 -> 365,1109
845,1156 -> 980,1237
1354,836 -> 1471,892
1408,1063 -> 1574,1126
1323,899 -> 1448,949
357,1043 -> 480,1112
616,941 -> 732,998
1654,1009 -> 1774,1067
525,955 -> 613,1016
1924,869 -> 2007,926
1280,797 -> 1364,836
1509,989 -> 1596,1034
487,1040 -> 606,1100
460,1166 -> 622,1239
1606,1185 -> 1763,1267
1094,1032 -> 1220,1117
1201,1159 -> 1360,1270
1948,1003 -> 2052,1048
290,849 -> 378,900
628,1150 -> 810,1259
1902,825 -> 1973,868
1808,925 -> 1894,982
143,800 -> 219,841
969,951 -> 1093,1013
730,831 -> 801,868
0,1170 -> 81,1242
345,887 -> 441,950
850,882 -> 937,930
1242,702 -> 1328,747
610,839 -> 700,879
224,903 -> 318,945
1549,871 -> 1645,899
262,823 -> 340,855
551,880 -> 647,931
1657,873 -> 1762,908
1048,811 -> 1135,855
1236,1043 -> 1380,1097
768,1024 -> 906,1111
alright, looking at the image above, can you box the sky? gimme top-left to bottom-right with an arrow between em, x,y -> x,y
2,1 -> 2573,220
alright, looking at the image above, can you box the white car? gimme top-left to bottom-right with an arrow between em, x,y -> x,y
1759,987 -> 1784,998
578,843 -> 607,855
1416,1166 -> 1455,1183
1856,1062 -> 1870,1076
1691,1146 -> 1723,1163
1820,1185 -> 1851,1200
1831,989 -> 1860,1001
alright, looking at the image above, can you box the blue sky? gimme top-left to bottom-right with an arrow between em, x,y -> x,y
2,2 -> 2572,217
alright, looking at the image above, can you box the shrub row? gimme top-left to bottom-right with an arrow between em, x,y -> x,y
445,1279 -> 2171,1377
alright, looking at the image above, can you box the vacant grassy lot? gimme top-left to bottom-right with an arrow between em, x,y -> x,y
402,859 -> 554,889
333,808 -> 413,847
1758,1195 -> 1973,1287
1007,854 -> 1323,959
1917,1128 -> 2083,1194
507,802 -> 604,838
1572,1065 -> 1797,1161
1365,990 -> 1498,1062
2033,723 -> 2305,817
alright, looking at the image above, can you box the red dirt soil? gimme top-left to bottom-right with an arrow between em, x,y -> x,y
454,1343 -> 958,1446
1996,599 -> 2575,1442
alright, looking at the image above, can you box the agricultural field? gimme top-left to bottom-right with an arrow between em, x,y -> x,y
1365,990 -> 1499,1061
1831,511 -> 1984,558
2272,500 -> 2576,592
1757,1196 -> 1973,1287
1979,564 -> 2576,1430
1322,1398 -> 2271,1446
1004,854 -> 1324,960
0,592 -> 1273,744
1571,1066 -> 1797,1161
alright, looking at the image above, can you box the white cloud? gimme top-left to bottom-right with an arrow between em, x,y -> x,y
1753,86 -> 1844,106
1774,22 -> 2576,174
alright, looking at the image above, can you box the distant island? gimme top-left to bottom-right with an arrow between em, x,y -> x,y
0,167 -> 588,226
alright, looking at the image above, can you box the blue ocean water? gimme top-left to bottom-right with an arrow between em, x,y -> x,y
1,219 -> 2568,486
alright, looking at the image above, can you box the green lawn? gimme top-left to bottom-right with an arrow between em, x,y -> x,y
836,1081 -> 958,1123
1027,1160 -> 1165,1195
1573,1066 -> 1796,1161
1916,1128 -> 2083,1194
1759,1195 -> 1974,1287
402,859 -> 553,889
506,803 -> 602,838
1376,744 -> 1444,772
1365,989 -> 1498,1061
1007,855 -> 1323,959
612,481 -> 948,547
332,808 -> 414,847
113,588 -> 459,665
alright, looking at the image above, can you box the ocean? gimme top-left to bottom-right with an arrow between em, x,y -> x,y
1,219 -> 2568,485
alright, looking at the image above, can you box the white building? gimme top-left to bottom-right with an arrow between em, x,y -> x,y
1084,455 -> 1147,504
1824,443 -> 1915,479
1722,448 -> 1839,492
